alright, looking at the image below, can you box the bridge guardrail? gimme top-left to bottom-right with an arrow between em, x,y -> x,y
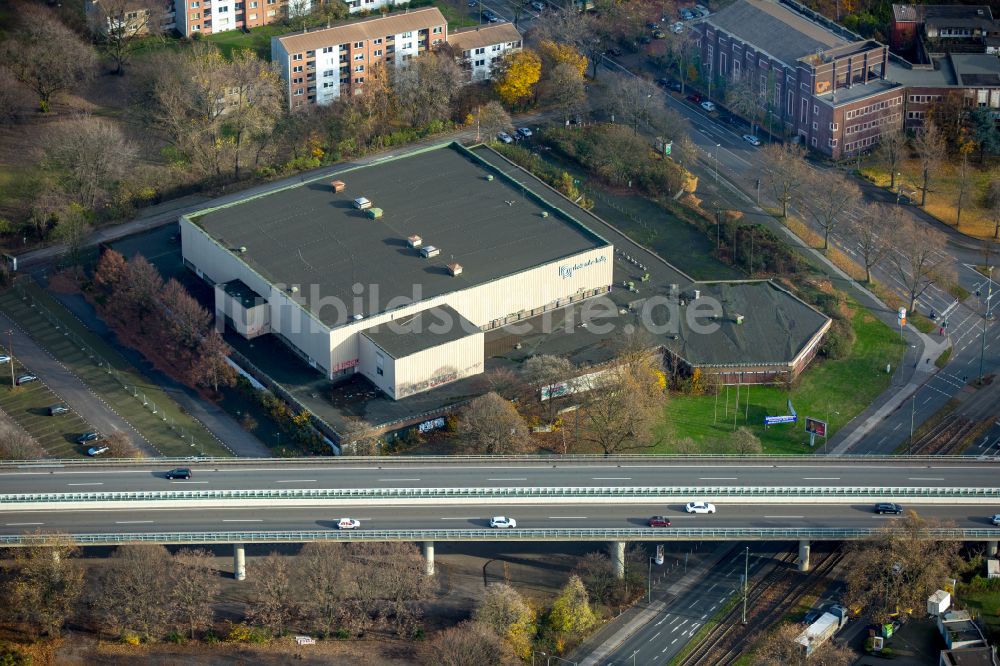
2,527 -> 998,546
4,485 -> 1000,504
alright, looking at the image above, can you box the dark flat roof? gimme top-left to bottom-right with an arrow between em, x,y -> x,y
362,304 -> 480,358
222,279 -> 264,309
189,143 -> 608,328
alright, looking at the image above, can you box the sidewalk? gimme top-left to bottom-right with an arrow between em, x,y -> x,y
570,543 -> 735,666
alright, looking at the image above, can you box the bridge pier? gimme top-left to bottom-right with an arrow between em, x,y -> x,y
233,543 -> 246,581
610,541 -> 625,579
423,541 -> 435,576
987,540 -> 998,557
798,539 -> 811,572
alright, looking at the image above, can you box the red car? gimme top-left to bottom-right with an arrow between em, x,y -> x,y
686,93 -> 702,104
648,516 -> 672,527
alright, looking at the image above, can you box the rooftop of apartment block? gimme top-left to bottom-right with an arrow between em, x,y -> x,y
274,7 -> 446,53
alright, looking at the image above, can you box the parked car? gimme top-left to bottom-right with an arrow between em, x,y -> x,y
646,21 -> 660,29
0,355 -> 10,364
76,432 -> 100,444
686,93 -> 702,104
468,0 -> 477,6
742,134 -> 761,146
15,374 -> 37,386
337,518 -> 361,530
516,127 -> 533,139
165,467 -> 192,480
874,502 -> 903,515
606,46 -> 623,56
47,405 -> 69,416
672,21 -> 684,33
802,608 -> 822,625
490,516 -> 517,528
531,0 -> 545,9
700,100 -> 717,112
652,29 -> 666,38
648,516 -> 672,527
496,131 -> 514,144
680,8 -> 695,19
87,445 -> 109,456
686,501 -> 717,514
991,513 -> 1000,526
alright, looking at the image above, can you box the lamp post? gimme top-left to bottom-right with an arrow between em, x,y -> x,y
980,264 -> 994,383
895,172 -> 903,206
5,329 -> 13,388
742,546 -> 749,624
714,143 -> 721,181
532,651 -> 546,666
546,656 -> 577,666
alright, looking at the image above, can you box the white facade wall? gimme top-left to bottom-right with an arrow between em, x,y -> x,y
210,0 -> 236,32
346,0 -> 400,12
358,334 -> 395,395
357,330 -> 484,399
316,45 -> 342,104
464,41 -> 519,81
391,28 -> 420,67
214,285 -> 271,338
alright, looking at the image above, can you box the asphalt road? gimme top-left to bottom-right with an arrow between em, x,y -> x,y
2,459 -> 998,494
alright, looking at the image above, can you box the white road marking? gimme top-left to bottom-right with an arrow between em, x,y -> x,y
6,522 -> 44,526
115,520 -> 153,524
488,478 -> 527,481
650,631 -> 661,642
670,638 -> 678,646
67,482 -> 104,486
275,479 -> 317,483
222,519 -> 263,522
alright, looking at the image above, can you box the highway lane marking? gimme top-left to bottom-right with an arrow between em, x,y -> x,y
488,478 -> 527,481
670,639 -> 678,646
115,521 -> 154,524
909,477 -> 945,481
764,515 -> 804,519
707,583 -> 717,593
649,631 -> 661,642
593,477 -> 632,480
275,480 -> 317,483
803,477 -> 840,480
66,483 -> 104,486
222,519 -> 263,522
5,522 -> 44,526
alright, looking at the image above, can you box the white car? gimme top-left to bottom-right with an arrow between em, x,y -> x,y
87,445 -> 110,456
672,22 -> 684,33
516,127 -> 533,138
742,134 -> 761,146
686,501 -> 717,514
0,355 -> 10,364
531,0 -> 545,10
700,100 -> 717,112
490,516 -> 517,528
337,518 -> 361,530
496,131 -> 514,144
991,513 -> 1000,526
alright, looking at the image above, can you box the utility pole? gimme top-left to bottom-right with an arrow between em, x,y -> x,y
909,392 -> 916,454
5,329 -> 13,388
980,265 -> 993,383
742,546 -> 749,624
714,144 -> 720,181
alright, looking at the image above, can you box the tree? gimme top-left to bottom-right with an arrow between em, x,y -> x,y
547,574 -> 597,634
760,143 -> 807,218
873,124 -> 907,191
477,101 -> 513,142
725,74 -> 765,135
392,51 -> 464,127
752,621 -> 855,666
970,106 -> 1000,162
663,31 -> 698,94
94,248 -> 128,297
578,340 -> 666,455
338,417 -> 381,456
1,6 -> 97,111
296,542 -> 351,636
913,122 -> 945,207
91,544 -> 172,641
420,621 -> 513,666
458,392 -> 531,454
88,0 -> 165,75
222,50 -> 285,180
6,533 -> 85,637
523,354 -> 575,422
169,548 -> 220,639
984,179 -> 1000,239
494,49 -> 542,107
0,422 -> 44,460
800,170 -> 862,250
102,431 -> 142,458
609,74 -> 659,134
850,203 -> 898,284
53,204 -> 93,266
190,328 -> 236,393
43,114 -> 138,209
474,583 -> 536,659
890,217 -> 954,312
0,69 -> 30,126
246,552 -> 295,636
842,511 -> 959,624
540,61 -> 586,123
538,40 -> 588,78
574,551 -> 617,605
955,136 -> 975,228
671,134 -> 699,171
730,426 -> 763,454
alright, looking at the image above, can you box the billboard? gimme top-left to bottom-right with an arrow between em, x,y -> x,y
804,417 -> 827,437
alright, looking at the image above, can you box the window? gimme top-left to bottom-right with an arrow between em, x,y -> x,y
190,1 -> 199,6
323,69 -> 334,77
829,138 -> 838,147
373,49 -> 382,56
295,88 -> 304,95
373,38 -> 382,44
432,38 -> 443,45
403,42 -> 412,49
433,26 -> 442,34
354,64 -> 364,72
475,58 -> 485,67
354,53 -> 364,60
492,44 -> 501,51
292,54 -> 303,61
800,98 -> 808,123
812,121 -> 818,130
217,5 -> 228,11
354,76 -> 365,83
292,77 -> 302,83
811,136 -> 817,146
354,41 -> 364,48
830,122 -> 838,130
787,90 -> 793,115
402,31 -> 412,38
322,46 -> 334,53
813,104 -> 818,115
191,11 -> 200,18
293,65 -> 303,72
474,47 -> 485,55
249,0 -> 257,6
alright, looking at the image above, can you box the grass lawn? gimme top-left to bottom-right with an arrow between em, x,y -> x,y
0,359 -> 92,459
0,284 -> 229,457
657,296 -> 907,453
959,587 -> 1000,644
204,24 -> 291,60
435,2 -> 479,29
860,158 -> 1000,241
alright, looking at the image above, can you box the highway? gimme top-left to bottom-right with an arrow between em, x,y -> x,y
1,458 -> 999,494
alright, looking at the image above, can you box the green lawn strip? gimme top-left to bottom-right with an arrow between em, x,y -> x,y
935,347 -> 953,368
909,313 -> 936,334
892,397 -> 960,454
0,360 -> 90,458
947,282 -> 971,302
0,287 -> 228,457
435,2 -> 478,29
668,593 -> 740,665
958,587 -> 1000,643
658,299 -> 906,453
203,24 -> 291,60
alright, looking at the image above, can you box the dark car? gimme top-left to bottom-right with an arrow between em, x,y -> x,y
15,374 -> 37,386
648,516 -> 672,527
165,468 -> 192,480
875,502 -> 903,515
802,609 -> 822,625
606,47 -> 623,57
76,432 -> 100,444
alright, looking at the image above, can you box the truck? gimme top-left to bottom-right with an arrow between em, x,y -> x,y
795,610 -> 847,655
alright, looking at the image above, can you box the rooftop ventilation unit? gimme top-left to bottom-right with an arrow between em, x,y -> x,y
692,289 -> 701,300
420,245 -> 440,258
330,180 -> 346,192
352,313 -> 364,321
366,207 -> 383,219
289,285 -> 300,294
486,174 -> 494,181
448,263 -> 463,276
408,235 -> 422,248
734,314 -> 745,325
353,196 -> 372,210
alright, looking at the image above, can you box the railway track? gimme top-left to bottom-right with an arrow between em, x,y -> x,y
674,546 -> 845,666
908,383 -> 997,455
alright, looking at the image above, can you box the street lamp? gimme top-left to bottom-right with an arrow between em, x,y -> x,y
979,264 -> 994,382
895,172 -> 904,206
742,546 -> 749,624
714,143 -> 721,181
532,651 -> 547,666
546,656 -> 577,666
4,329 -> 13,388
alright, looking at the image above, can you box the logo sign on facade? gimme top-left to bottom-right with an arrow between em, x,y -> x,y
558,255 -> 607,279
804,417 -> 827,437
418,417 -> 446,433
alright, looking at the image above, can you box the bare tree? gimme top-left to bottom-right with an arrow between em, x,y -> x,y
53,204 -> 93,266
849,203 -> 898,284
752,621 -> 855,666
223,50 -> 285,180
43,114 -> 138,209
420,621 -> 514,666
482,367 -> 522,400
724,74 -> 765,135
574,551 -> 617,605
6,532 -> 85,637
913,122 -> 945,207
88,0 -> 165,75
522,354 -> 575,422
102,431 -> 142,458
801,170 -> 862,250
663,31 -> 698,95
169,548 -> 220,639
458,392 -> 531,454
760,143 -> 807,218
0,69 -> 30,126
392,51 -> 464,127
842,511 -> 959,624
541,61 -> 587,124
343,542 -> 431,637
338,417 -> 381,456
0,422 -> 44,460
730,426 -> 763,454
955,139 -> 974,228
91,544 -> 172,640
296,542 -> 352,637
246,552 -> 295,636
474,583 -> 536,660
477,101 -> 513,141
984,179 -> 1000,239
609,74 -> 659,134
890,217 -> 954,312
533,10 -> 603,79
1,6 -> 97,112
873,124 -> 907,191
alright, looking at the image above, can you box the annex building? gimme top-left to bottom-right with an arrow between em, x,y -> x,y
180,143 -> 613,400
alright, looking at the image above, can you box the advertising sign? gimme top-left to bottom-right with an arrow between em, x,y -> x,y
804,417 -> 827,437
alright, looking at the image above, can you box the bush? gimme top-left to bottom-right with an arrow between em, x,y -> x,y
165,632 -> 187,644
121,632 -> 141,646
821,318 -> 856,360
225,621 -> 271,644
0,643 -> 32,666
333,628 -> 351,639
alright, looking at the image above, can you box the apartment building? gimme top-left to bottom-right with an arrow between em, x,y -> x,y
176,0 -> 314,36
272,7 -> 447,109
693,0 -> 903,159
448,24 -> 522,82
